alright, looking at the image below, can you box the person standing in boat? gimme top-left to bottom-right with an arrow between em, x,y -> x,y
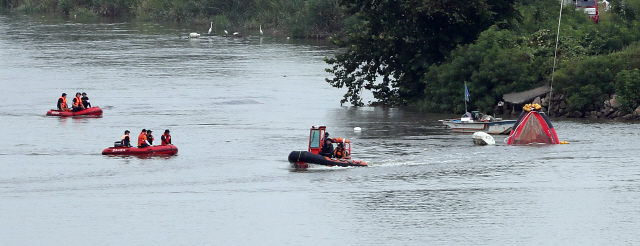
146,130 -> 154,145
57,93 -> 70,111
81,92 -> 91,108
121,130 -> 131,147
72,92 -> 85,112
138,129 -> 151,148
161,129 -> 172,145
319,137 -> 334,158
324,132 -> 337,144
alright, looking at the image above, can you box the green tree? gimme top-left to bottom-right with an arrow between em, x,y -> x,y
554,43 -> 640,112
416,0 -> 640,114
422,26 -> 546,113
325,0 -> 519,106
615,68 -> 640,113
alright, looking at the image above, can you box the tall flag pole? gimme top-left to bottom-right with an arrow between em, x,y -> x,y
550,0 -> 564,116
464,81 -> 470,113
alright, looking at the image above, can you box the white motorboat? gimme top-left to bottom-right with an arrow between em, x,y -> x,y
440,111 -> 516,134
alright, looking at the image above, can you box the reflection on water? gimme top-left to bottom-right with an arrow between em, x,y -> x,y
2,12 -> 640,245
103,154 -> 177,160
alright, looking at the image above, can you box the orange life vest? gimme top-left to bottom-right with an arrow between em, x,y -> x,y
334,147 -> 344,159
138,132 -> 148,146
161,134 -> 171,145
73,96 -> 82,107
59,96 -> 67,108
120,135 -> 130,146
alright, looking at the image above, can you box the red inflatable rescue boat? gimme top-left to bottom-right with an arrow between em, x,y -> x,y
102,145 -> 178,155
46,107 -> 103,117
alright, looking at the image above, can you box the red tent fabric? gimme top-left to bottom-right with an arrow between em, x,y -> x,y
507,111 -> 559,145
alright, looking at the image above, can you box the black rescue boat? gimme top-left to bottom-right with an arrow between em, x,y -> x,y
288,125 -> 367,168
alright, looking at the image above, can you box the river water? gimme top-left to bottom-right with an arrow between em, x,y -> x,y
2,12 -> 640,245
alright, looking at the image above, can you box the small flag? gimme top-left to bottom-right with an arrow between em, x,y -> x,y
464,82 -> 470,102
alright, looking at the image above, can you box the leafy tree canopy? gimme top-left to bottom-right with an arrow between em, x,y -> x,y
325,0 -> 519,106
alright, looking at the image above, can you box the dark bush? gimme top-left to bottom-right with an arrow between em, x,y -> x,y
615,68 -> 640,113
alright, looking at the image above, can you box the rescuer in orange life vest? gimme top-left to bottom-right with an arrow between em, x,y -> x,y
161,129 -> 172,145
333,142 -> 346,159
72,92 -> 85,112
57,93 -> 70,111
121,130 -> 131,147
138,129 -> 151,148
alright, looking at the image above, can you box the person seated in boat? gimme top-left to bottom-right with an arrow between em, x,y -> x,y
161,129 -> 172,145
72,92 -> 85,112
138,129 -> 151,148
333,142 -> 346,159
121,130 -> 131,147
57,93 -> 70,111
81,92 -> 91,108
319,138 -> 334,158
146,130 -> 154,145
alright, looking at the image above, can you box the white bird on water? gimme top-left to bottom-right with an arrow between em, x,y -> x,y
208,22 -> 213,34
233,31 -> 239,36
260,25 -> 263,35
224,30 -> 228,35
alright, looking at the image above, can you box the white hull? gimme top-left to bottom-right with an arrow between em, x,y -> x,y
472,131 -> 496,145
441,119 -> 516,134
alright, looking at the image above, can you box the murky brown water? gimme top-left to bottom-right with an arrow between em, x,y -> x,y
2,12 -> 640,245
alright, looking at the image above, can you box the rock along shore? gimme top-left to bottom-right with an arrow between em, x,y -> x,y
496,93 -> 640,120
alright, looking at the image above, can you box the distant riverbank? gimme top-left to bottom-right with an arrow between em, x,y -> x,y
0,0 -> 347,38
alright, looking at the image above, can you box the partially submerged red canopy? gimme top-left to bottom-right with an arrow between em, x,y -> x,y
507,105 -> 559,145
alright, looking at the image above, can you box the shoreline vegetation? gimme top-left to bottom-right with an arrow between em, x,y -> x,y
323,0 -> 640,120
4,0 -> 640,119
0,0 -> 348,38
